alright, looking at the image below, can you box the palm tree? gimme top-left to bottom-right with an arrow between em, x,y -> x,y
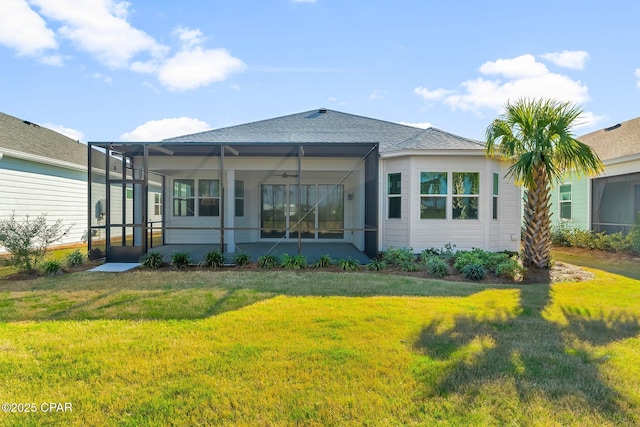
486,98 -> 603,268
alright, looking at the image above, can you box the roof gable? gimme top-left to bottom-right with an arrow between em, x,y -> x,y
0,112 -> 87,167
579,117 -> 640,161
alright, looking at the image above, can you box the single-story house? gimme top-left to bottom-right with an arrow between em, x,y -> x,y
549,117 -> 640,235
88,108 -> 522,262
0,112 -> 88,252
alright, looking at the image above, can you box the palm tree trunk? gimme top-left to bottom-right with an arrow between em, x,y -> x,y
522,165 -> 552,268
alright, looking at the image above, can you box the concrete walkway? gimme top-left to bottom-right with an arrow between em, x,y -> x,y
88,263 -> 140,272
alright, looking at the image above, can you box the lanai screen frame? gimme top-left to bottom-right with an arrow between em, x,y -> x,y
88,140 -> 380,261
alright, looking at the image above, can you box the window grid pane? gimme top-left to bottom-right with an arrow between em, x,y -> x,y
452,172 -> 479,195
420,172 -> 447,195
388,173 -> 401,195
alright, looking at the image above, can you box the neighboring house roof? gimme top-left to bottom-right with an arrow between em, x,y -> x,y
579,116 -> 640,162
164,108 -> 485,153
0,111 -> 87,167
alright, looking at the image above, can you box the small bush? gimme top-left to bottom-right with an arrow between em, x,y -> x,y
382,247 -> 416,266
202,251 -> 224,268
425,256 -> 448,278
42,259 -> 63,276
65,249 -> 84,267
399,260 -> 420,272
312,254 -> 332,268
366,259 -> 387,271
453,251 -> 483,271
461,263 -> 486,281
171,251 -> 191,269
257,254 -> 278,269
234,252 -> 251,267
0,212 -> 72,273
281,254 -> 307,270
495,257 -> 527,282
338,257 -> 360,271
88,248 -> 105,261
141,251 -> 165,269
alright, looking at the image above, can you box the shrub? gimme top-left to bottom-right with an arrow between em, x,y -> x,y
42,259 -> 63,276
461,263 -> 486,280
312,254 -> 332,268
281,254 -> 307,270
495,257 -> 527,282
0,213 -> 72,273
485,252 -> 510,271
338,257 -> 360,271
399,260 -> 420,272
257,254 -> 278,269
425,256 -> 448,278
65,249 -> 84,267
453,251 -> 483,271
382,247 -> 415,266
87,248 -> 105,261
171,251 -> 191,269
202,251 -> 224,268
234,252 -> 251,267
141,251 -> 165,269
366,259 -> 387,271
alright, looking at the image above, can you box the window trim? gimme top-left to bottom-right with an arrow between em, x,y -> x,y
419,171 -> 448,220
387,173 -> 402,219
172,178 -> 221,217
559,182 -> 572,221
492,172 -> 499,220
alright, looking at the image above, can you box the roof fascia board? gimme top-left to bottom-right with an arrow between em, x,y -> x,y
380,149 -> 486,158
0,146 -> 86,172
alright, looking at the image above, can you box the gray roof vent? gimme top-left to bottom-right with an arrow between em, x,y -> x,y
604,123 -> 621,132
318,108 -> 328,114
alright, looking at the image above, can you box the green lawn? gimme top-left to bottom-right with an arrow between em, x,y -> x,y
0,253 -> 639,425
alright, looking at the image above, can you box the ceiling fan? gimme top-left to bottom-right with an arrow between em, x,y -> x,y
278,171 -> 299,178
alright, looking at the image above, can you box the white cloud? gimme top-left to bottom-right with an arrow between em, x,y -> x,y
635,68 -> 640,88
43,123 -> 85,141
369,89 -> 386,100
415,53 -> 591,114
574,112 -> 606,130
414,87 -> 452,100
120,117 -> 212,141
158,47 -> 246,91
174,26 -> 205,49
398,121 -> 431,129
30,0 -> 168,69
0,0 -> 56,55
92,72 -> 113,84
39,55 -> 64,66
540,50 -> 589,70
478,54 -> 548,79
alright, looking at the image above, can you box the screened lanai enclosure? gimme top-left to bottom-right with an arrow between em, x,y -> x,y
88,142 -> 379,263
592,172 -> 640,235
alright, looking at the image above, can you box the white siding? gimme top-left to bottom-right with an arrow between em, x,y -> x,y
0,157 -> 87,252
380,155 -> 521,252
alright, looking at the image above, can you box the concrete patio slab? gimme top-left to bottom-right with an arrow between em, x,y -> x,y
88,263 -> 140,272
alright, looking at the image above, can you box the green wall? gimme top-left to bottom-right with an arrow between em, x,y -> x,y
549,172 -> 590,230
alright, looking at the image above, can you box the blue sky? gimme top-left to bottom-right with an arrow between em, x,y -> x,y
1,0 -> 639,143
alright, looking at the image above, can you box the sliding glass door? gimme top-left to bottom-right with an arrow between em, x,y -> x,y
261,184 -> 344,239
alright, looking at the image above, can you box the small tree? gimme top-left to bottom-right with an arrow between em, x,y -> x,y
0,213 -> 72,273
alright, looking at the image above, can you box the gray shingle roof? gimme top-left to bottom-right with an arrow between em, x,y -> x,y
164,108 -> 483,153
0,112 -> 86,167
578,117 -> 640,162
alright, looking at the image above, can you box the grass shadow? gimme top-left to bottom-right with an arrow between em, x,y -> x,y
412,283 -> 640,424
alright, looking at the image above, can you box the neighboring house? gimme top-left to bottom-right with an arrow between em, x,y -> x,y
88,108 -> 522,262
549,117 -> 640,235
0,112 -> 88,252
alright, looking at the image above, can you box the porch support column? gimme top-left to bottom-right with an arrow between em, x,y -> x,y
297,145 -> 302,254
219,146 -> 225,253
225,169 -> 235,253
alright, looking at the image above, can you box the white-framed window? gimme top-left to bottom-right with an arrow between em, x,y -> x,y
198,179 -> 220,217
387,173 -> 401,219
420,172 -> 447,219
559,183 -> 572,220
492,173 -> 499,220
154,193 -> 162,216
172,178 -> 220,217
235,180 -> 244,217
452,172 -> 479,220
173,179 -> 195,216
